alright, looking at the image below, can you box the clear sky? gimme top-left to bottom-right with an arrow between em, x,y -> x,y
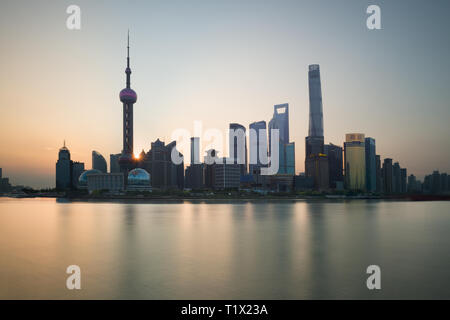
0,0 -> 449,188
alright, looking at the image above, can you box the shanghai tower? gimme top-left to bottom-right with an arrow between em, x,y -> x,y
305,64 -> 329,190
305,64 -> 324,156
118,31 -> 138,175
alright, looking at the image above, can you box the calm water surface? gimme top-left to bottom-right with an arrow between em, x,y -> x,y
1,198 -> 449,299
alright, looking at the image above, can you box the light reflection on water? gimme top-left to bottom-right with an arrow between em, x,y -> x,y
0,198 -> 449,299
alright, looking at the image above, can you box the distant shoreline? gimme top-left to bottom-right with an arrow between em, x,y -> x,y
2,194 -> 449,202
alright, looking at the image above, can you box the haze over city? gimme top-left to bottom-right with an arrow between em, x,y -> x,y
1,0 -> 449,188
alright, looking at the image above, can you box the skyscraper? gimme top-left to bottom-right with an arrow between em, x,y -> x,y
72,161 -> 85,188
344,133 -> 366,191
268,104 -> 294,175
401,168 -> 407,194
249,120 -> 267,175
324,143 -> 343,188
383,158 -> 393,194
305,64 -> 324,157
268,104 -> 289,149
56,141 -> 72,190
393,162 -> 401,193
365,137 -> 376,192
140,139 -> 184,190
118,32 -> 138,176
92,151 -> 107,173
190,137 -> 200,165
229,123 -> 248,175
110,154 -> 121,173
375,155 -> 382,193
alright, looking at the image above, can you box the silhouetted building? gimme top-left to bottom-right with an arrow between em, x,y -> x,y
324,143 -> 343,189
375,155 -> 382,193
441,173 -> 448,193
229,123 -> 248,176
305,154 -> 329,191
214,159 -> 240,190
344,134 -> 366,191
185,164 -> 204,190
400,168 -> 407,193
141,139 -> 184,190
56,141 -> 72,190
305,64 -> 325,158
408,174 -> 421,193
204,149 -> 219,189
431,170 -> 441,194
72,161 -> 85,188
0,168 -> 12,193
92,151 -> 107,173
110,153 -> 121,173
393,162 -> 401,193
365,137 -> 376,192
78,169 -> 102,189
249,121 -> 267,175
383,158 -> 393,194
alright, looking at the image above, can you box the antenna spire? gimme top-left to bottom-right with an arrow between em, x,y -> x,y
126,30 -> 131,88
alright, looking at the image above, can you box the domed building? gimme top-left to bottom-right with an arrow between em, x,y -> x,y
127,168 -> 151,192
78,169 -> 102,189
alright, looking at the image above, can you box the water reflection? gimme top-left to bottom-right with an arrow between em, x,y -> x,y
0,198 -> 450,299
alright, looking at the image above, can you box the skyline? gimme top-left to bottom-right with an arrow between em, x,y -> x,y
1,0 -> 450,188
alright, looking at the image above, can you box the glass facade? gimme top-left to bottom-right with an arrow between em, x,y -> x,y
344,134 -> 366,191
365,137 -> 376,192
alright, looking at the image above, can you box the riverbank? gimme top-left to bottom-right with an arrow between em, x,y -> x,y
2,193 -> 449,202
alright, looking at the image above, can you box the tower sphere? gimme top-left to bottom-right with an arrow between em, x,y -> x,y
120,88 -> 137,104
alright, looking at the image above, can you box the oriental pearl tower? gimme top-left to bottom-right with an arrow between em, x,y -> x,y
118,31 -> 138,176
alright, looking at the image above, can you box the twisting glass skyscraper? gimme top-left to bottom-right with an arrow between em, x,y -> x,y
118,32 -> 138,175
305,64 -> 324,156
305,65 -> 328,189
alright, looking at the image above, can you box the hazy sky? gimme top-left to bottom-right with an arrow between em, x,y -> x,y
0,0 -> 449,188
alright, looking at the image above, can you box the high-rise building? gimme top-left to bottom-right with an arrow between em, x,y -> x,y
72,161 -> 85,188
110,154 -> 121,173
400,168 -> 407,193
92,151 -> 107,173
249,121 -> 267,175
431,170 -> 441,194
268,104 -> 289,150
441,173 -> 448,193
140,139 -> 184,190
375,155 -> 382,193
305,65 -> 325,158
0,168 -> 12,193
214,160 -> 241,190
393,162 -> 401,193
204,149 -> 219,189
305,65 -> 327,189
365,137 -> 376,192
382,158 -> 393,194
190,137 -> 200,165
229,123 -> 248,176
344,133 -> 366,191
324,143 -> 343,189
284,142 -> 295,175
305,154 -> 329,191
56,141 -> 72,190
118,32 -> 138,177
268,104 -> 294,175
